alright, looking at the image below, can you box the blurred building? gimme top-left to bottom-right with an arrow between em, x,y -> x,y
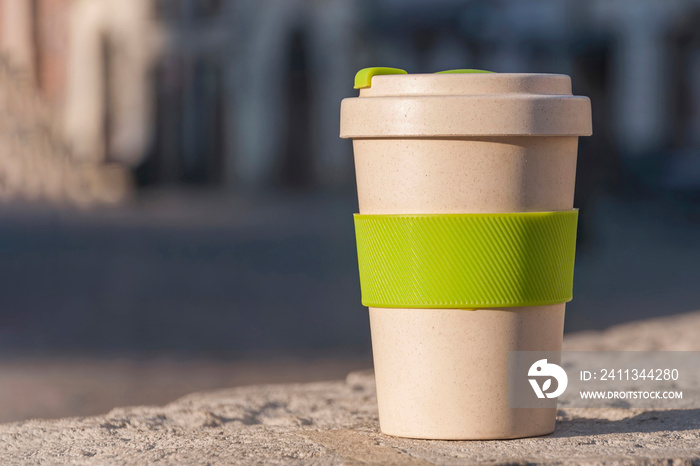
0,0 -> 698,201
0,0 -> 357,196
364,0 -> 700,195
0,0 -> 132,204
146,0 -> 357,189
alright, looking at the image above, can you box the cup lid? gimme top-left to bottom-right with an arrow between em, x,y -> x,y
340,68 -> 592,138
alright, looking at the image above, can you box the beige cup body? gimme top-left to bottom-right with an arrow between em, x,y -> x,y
342,73 -> 590,440
369,306 -> 564,439
354,136 -> 578,214
356,136 -> 576,439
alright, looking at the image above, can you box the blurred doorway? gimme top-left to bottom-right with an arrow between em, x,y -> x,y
278,29 -> 314,190
139,57 -> 225,186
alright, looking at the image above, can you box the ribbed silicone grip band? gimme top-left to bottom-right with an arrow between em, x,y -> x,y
354,210 -> 578,308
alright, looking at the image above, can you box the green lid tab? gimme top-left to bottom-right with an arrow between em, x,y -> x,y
354,67 -> 407,89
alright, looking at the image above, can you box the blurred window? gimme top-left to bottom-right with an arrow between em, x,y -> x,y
192,0 -> 224,20
154,0 -> 184,21
180,58 -> 225,184
142,56 -> 225,185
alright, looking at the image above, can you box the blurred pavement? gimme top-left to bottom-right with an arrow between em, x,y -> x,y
0,189 -> 698,422
0,189 -> 698,354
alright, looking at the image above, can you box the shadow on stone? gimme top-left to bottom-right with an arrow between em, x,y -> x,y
551,409 -> 700,438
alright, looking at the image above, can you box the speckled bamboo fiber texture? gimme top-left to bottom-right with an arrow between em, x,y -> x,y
341,72 -> 591,439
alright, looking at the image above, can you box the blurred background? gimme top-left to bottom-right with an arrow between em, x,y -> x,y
0,0 -> 698,422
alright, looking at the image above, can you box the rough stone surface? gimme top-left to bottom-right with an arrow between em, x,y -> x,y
2,311 -> 700,465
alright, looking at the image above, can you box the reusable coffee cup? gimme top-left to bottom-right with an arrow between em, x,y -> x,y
340,68 -> 592,440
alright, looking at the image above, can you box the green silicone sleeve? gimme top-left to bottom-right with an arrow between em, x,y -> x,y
354,210 -> 578,308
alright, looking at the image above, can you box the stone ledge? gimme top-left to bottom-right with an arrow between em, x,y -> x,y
1,311 -> 700,465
